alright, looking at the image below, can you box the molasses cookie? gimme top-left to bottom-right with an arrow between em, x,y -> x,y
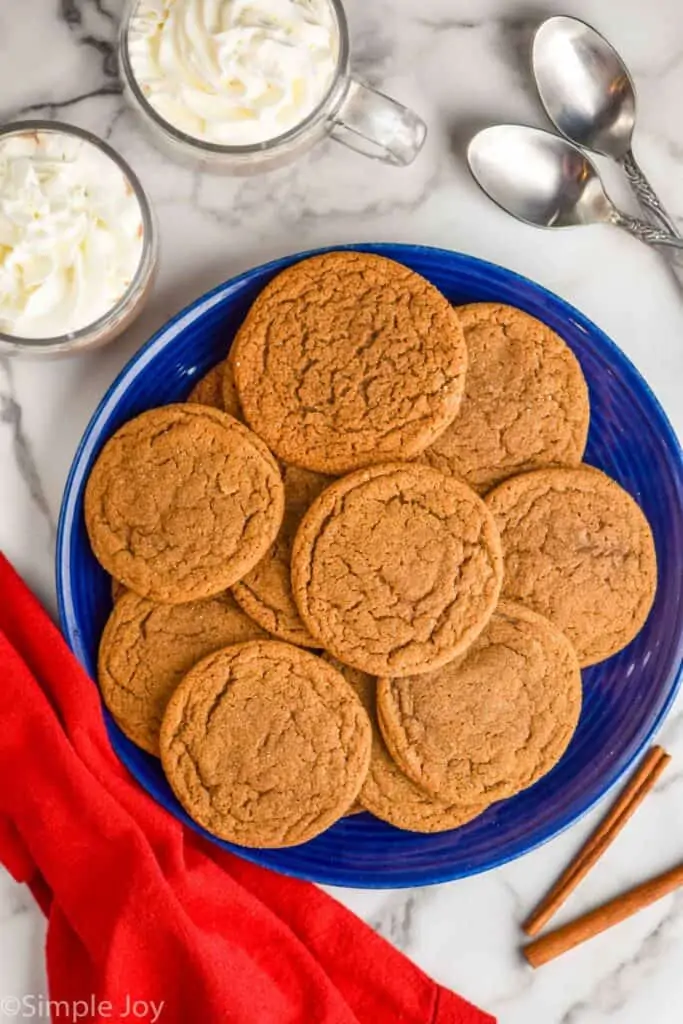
422,303 -> 590,492
85,404 -> 284,603
485,467 -> 657,666
232,252 -> 468,474
187,360 -> 243,420
327,657 -> 489,833
186,362 -> 225,410
232,464 -> 330,647
160,641 -> 372,848
98,590 -> 266,755
291,463 -> 503,676
377,602 -> 582,804
220,359 -> 243,421
345,802 -> 364,816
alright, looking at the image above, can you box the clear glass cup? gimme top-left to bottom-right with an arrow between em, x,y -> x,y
0,121 -> 158,358
119,0 -> 427,173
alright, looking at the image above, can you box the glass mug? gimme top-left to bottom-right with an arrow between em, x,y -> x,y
119,0 -> 427,173
0,120 -> 157,357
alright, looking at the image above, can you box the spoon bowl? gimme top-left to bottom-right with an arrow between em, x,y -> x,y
532,15 -> 679,238
533,16 -> 636,161
467,125 -> 615,230
468,124 -> 683,287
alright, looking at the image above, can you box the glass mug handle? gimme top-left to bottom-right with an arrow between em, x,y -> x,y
328,79 -> 427,166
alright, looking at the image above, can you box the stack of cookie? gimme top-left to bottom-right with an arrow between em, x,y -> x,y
85,252 -> 657,849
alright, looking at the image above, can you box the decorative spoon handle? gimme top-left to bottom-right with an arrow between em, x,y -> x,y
620,150 -> 680,238
614,209 -> 683,291
614,211 -> 683,251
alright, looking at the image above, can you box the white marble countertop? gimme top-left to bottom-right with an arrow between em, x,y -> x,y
2,1 -> 683,1021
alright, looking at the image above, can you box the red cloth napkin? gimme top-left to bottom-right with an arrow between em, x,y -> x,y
0,555 -> 494,1024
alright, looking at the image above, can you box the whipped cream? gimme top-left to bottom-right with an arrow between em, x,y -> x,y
127,0 -> 339,146
0,130 -> 144,340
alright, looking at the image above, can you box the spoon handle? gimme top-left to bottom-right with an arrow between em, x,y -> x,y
614,211 -> 683,252
614,210 -> 683,292
620,151 -> 680,238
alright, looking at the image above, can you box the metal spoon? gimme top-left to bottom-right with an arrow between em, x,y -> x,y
467,125 -> 683,258
532,15 -> 679,237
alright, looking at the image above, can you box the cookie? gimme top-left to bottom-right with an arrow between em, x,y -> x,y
220,360 -> 243,421
98,590 -> 266,755
232,464 -> 330,646
422,303 -> 590,493
160,640 -> 372,848
231,251 -> 467,474
187,360 -> 243,420
345,801 -> 364,816
326,658 -> 488,833
186,363 -> 224,409
111,578 -> 127,603
85,404 -> 285,603
485,467 -> 657,666
291,463 -> 503,676
377,602 -> 582,805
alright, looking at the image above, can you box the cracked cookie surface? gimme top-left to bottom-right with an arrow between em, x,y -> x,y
98,590 -> 266,756
377,601 -> 582,805
231,251 -> 468,474
291,463 -> 504,676
232,464 -> 331,646
326,657 -> 489,833
85,404 -> 284,603
160,640 -> 372,848
486,467 -> 657,666
421,303 -> 590,493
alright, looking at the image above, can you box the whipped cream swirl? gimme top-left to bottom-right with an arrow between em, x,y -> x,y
127,0 -> 339,146
0,131 -> 144,340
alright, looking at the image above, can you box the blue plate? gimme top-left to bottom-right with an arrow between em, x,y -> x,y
57,243 -> 683,888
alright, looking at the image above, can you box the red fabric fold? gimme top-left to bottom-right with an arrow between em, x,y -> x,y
0,555 -> 494,1024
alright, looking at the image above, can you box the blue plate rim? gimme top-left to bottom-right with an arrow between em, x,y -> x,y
56,242 -> 683,888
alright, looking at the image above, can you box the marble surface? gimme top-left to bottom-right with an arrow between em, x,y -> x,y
2,0 -> 683,1021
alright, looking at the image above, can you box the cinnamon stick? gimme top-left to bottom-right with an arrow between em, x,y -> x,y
524,861 -> 683,968
523,746 -> 670,936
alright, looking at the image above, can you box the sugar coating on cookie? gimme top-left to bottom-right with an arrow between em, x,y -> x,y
326,657 -> 488,833
85,404 -> 284,603
232,463 -> 331,646
377,602 -> 582,805
486,467 -> 657,666
160,641 -> 372,848
231,251 -> 468,474
291,463 -> 504,676
98,590 -> 266,755
422,303 -> 590,493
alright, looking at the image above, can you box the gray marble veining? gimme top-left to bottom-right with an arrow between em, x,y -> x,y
2,1 -> 683,1021
0,360 -> 56,540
